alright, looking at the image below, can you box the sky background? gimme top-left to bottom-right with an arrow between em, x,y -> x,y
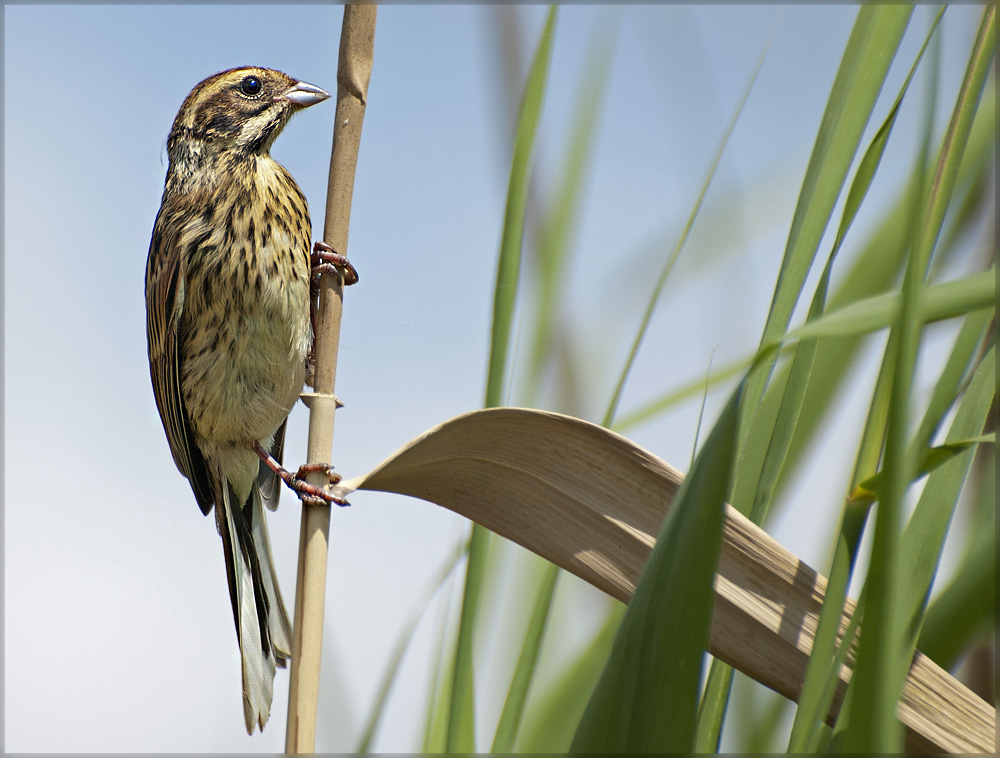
4,4 -> 989,752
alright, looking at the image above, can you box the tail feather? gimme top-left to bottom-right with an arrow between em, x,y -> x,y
216,478 -> 290,733
249,487 -> 293,663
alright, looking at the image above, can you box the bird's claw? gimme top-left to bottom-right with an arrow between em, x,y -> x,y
252,442 -> 350,507
288,462 -> 349,507
311,241 -> 358,286
295,462 -> 342,485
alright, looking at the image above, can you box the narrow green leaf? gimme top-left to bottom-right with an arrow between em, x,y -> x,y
485,6 -> 557,408
736,5 -> 913,479
889,1 -> 996,666
422,576 -> 462,752
571,384 -> 741,752
838,13 -> 995,740
837,27 -> 937,751
832,7 -> 945,254
776,269 -> 994,345
516,604 -> 623,752
918,454 -> 996,667
492,23 -> 618,747
733,677 -> 791,753
613,354 -> 749,434
917,4 -> 996,272
593,25 -> 776,746
357,539 -> 467,752
698,249 -> 832,751
490,563 -> 559,752
798,515 -> 870,753
898,345 -> 995,647
447,9 -> 559,752
910,308 -> 994,454
602,19 -> 772,427
813,289 -> 991,750
837,346 -> 995,749
693,657 -> 735,751
527,14 -> 618,403
750,267 -> 831,524
849,434 -> 995,506
616,77 -> 991,441
788,326 -> 898,751
447,524 -> 489,752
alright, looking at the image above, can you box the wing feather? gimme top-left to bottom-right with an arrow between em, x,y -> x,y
146,199 -> 214,514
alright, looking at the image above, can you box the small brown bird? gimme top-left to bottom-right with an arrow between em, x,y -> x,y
145,67 -> 354,734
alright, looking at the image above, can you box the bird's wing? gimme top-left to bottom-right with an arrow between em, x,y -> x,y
146,200 -> 214,514
256,420 -> 286,511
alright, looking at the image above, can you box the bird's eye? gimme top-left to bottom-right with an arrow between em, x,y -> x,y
240,76 -> 262,96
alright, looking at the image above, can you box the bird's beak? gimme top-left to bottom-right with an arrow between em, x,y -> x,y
277,81 -> 331,108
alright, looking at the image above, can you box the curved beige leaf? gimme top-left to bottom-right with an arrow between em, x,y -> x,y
334,407 -> 994,754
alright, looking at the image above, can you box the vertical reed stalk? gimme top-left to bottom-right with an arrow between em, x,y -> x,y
285,5 -> 377,752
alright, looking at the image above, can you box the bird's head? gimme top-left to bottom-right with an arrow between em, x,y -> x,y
167,67 -> 330,162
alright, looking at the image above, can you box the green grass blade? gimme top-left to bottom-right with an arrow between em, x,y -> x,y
776,72 -> 994,481
693,657 -> 735,751
776,269 -> 994,345
484,6 -> 557,409
571,384 -> 741,752
589,24 -> 774,745
616,73 -> 991,441
888,4 -> 995,669
490,24 -> 618,747
735,5 -> 913,475
613,354 -> 750,434
490,562 -> 559,752
527,15 -> 617,403
850,433 -> 995,505
601,20 -> 772,428
794,318 -> 898,749
785,36 -> 960,725
446,524 -> 489,752
636,12 -> 918,743
821,313 -> 993,749
831,7 -> 945,254
836,39 -> 937,755
422,568 -> 463,752
838,8 -> 997,745
918,452 -> 996,668
838,345 -> 995,749
785,338 -> 894,750
697,262 -> 833,751
750,263 -> 831,525
356,538 -> 467,752
446,9 -> 558,752
918,4 -> 996,271
516,604 -> 623,752
898,344 -> 995,646
789,304 -> 989,749
793,509 -> 872,753
909,308 -> 993,455
829,339 -> 994,748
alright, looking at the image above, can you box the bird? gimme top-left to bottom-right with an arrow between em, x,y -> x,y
145,66 -> 356,734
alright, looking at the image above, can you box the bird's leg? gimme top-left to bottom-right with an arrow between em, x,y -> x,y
308,241 -> 359,370
252,442 -> 350,507
311,240 -> 358,286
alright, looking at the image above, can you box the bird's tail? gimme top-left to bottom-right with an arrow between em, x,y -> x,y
216,478 -> 293,734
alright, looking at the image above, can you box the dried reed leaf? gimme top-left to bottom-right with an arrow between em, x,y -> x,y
333,407 -> 995,754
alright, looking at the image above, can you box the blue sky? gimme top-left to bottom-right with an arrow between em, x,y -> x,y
4,4 -> 988,752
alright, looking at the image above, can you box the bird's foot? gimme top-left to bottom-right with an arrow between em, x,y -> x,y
308,241 -> 358,370
253,443 -> 350,507
311,241 -> 358,286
